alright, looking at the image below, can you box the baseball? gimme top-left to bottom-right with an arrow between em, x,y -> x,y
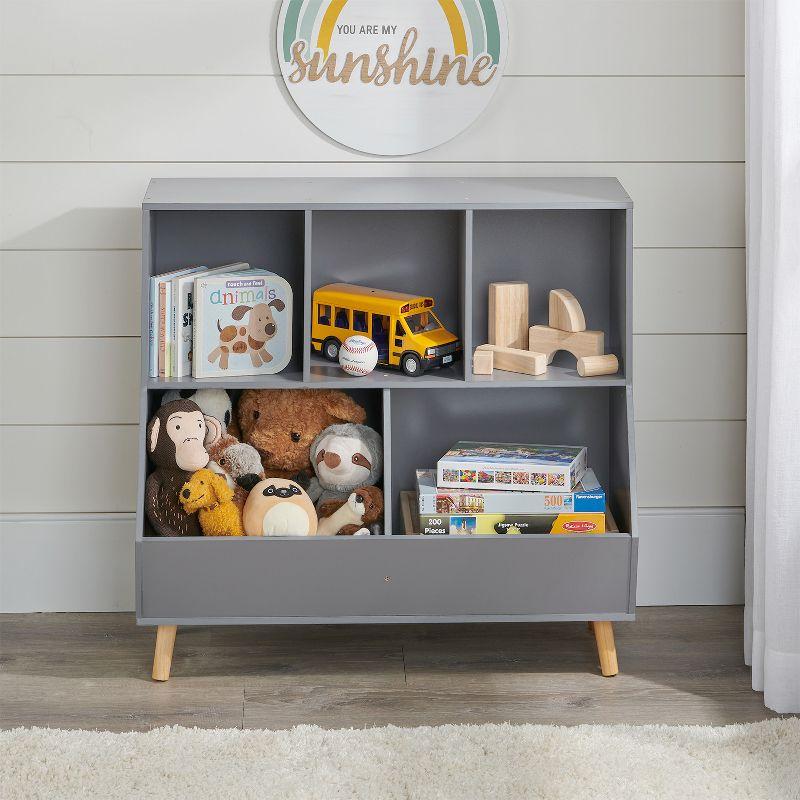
339,336 -> 379,377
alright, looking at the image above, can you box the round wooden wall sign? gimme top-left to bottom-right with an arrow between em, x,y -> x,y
277,0 -> 508,156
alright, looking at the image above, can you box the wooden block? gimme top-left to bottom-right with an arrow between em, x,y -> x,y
472,348 -> 494,376
528,326 -> 604,365
488,282 -> 529,350
549,289 -> 586,332
577,354 -> 619,377
477,344 -> 547,376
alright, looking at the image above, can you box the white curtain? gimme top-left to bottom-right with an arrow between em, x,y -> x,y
745,0 -> 800,714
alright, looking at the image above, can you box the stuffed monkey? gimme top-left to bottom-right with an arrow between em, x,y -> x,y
145,399 -> 210,537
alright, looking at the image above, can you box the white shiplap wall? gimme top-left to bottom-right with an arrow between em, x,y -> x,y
0,0 -> 745,611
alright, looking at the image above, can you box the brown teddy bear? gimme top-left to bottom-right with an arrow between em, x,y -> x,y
237,389 -> 366,499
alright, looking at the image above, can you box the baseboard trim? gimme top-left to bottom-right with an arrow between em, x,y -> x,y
637,508 -> 744,605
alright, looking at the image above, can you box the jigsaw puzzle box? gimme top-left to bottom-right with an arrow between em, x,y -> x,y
417,468 -> 605,515
418,511 -> 606,536
436,442 -> 588,494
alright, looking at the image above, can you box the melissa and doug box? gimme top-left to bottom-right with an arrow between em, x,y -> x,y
417,511 -> 607,536
416,469 -> 605,515
193,269 -> 293,378
436,442 -> 588,494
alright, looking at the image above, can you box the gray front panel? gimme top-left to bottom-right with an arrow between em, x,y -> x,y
139,536 -> 633,621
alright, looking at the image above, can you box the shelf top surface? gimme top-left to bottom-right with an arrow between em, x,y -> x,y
143,177 -> 633,210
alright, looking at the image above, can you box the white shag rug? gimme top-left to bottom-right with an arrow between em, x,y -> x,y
2,720 -> 799,800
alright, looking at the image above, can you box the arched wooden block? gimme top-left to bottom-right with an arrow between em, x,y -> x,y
549,289 -> 586,333
528,325 -> 604,365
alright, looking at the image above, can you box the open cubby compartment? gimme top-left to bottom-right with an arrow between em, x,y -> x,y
469,208 -> 631,385
143,209 -> 307,387
137,385 -> 388,540
389,386 -> 635,534
306,210 -> 468,386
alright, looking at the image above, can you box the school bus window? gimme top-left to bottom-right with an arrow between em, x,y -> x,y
335,307 -> 350,329
353,309 -> 368,332
318,304 -> 331,326
405,311 -> 441,334
395,320 -> 406,338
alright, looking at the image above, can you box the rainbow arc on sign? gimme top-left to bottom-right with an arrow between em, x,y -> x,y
281,0 -> 503,65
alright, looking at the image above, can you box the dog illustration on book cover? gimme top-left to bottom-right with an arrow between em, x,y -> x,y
208,300 -> 286,370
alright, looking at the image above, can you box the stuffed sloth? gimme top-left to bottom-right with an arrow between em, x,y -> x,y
309,423 -> 383,508
145,399 -> 210,537
309,423 -> 384,535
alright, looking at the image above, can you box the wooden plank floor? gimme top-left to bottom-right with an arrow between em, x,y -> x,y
0,607 -> 780,732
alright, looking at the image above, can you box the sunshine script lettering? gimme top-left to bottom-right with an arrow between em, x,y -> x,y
289,27 -> 496,87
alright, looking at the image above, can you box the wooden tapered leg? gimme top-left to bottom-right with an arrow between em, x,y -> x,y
152,625 -> 177,682
592,621 -> 618,677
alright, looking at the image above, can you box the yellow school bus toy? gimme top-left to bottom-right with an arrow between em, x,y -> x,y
312,283 -> 462,377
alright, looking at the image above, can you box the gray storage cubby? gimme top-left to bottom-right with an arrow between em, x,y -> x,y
137,178 -> 637,636
471,210 -> 629,380
307,210 -> 466,384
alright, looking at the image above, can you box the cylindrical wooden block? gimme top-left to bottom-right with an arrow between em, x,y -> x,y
577,354 -> 619,377
488,282 -> 529,350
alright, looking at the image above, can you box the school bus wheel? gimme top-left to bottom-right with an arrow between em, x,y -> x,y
323,337 -> 341,361
401,353 -> 423,377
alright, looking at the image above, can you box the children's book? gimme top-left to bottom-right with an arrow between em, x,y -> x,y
417,468 -> 604,514
172,262 -> 249,378
149,264 -> 204,378
158,280 -> 169,377
437,442 -> 588,494
193,269 -> 293,378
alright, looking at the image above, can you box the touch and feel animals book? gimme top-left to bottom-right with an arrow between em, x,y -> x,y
437,442 -> 588,494
172,262 -> 249,378
417,468 -> 605,514
193,269 -> 293,378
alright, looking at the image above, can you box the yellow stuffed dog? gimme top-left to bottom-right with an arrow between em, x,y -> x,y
179,468 -> 243,537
